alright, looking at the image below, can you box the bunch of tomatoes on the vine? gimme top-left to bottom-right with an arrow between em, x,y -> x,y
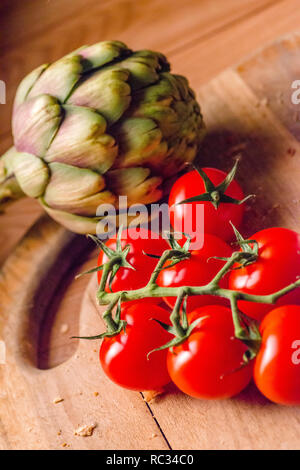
81,161 -> 300,406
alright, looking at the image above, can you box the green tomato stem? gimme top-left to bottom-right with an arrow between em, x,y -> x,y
147,250 -> 178,286
96,245 -> 300,355
229,293 -> 247,339
97,279 -> 300,307
170,290 -> 187,338
102,295 -> 122,333
209,252 -> 240,286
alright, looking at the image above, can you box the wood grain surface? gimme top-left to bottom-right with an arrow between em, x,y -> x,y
1,0 -> 300,450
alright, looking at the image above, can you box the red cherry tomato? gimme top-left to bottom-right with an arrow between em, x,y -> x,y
99,303 -> 172,391
167,306 -> 253,399
98,228 -> 169,304
254,305 -> 300,405
229,227 -> 300,321
157,234 -> 232,311
169,168 -> 245,242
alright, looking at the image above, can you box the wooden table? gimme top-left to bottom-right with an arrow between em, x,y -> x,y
1,0 -> 300,450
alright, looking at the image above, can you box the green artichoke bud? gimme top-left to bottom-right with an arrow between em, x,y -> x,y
0,41 -> 205,234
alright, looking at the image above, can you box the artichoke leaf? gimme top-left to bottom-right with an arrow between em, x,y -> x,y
45,190 -> 116,216
78,41 -> 130,71
45,105 -> 118,173
44,162 -> 106,213
12,95 -> 62,157
13,64 -> 49,110
28,55 -> 83,103
119,50 -> 170,90
40,199 -> 150,235
40,199 -> 106,234
111,117 -> 168,168
106,167 -> 163,205
68,68 -> 131,125
1,147 -> 19,178
9,150 -> 49,198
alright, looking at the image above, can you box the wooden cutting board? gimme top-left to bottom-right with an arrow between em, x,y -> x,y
1,32 -> 300,450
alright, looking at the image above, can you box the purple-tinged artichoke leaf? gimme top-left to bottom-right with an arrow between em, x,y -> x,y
39,200 -> 104,234
28,55 -> 83,103
45,105 -> 117,173
11,151 -> 49,198
45,189 -> 116,216
13,64 -> 49,110
39,199 -> 149,235
12,95 -> 62,157
44,162 -> 106,212
68,68 -> 131,125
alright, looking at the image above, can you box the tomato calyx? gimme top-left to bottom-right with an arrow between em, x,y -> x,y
211,223 -> 258,269
229,295 -> 261,363
230,223 -> 259,267
240,321 -> 261,363
177,157 -> 254,210
161,232 -> 191,266
76,229 -> 135,291
148,294 -> 204,356
72,297 -> 127,340
148,317 -> 203,354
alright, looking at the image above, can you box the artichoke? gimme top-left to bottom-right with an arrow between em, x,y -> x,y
0,41 -> 205,233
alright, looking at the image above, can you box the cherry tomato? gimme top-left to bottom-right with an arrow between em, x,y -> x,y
229,227 -> 300,321
98,228 -> 169,304
167,306 -> 253,399
157,234 -> 232,311
169,168 -> 245,242
254,305 -> 300,405
100,303 -> 172,391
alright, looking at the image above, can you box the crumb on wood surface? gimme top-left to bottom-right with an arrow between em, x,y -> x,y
260,97 -> 268,106
60,323 -> 69,334
143,389 -> 164,403
53,397 -> 64,404
74,423 -> 97,437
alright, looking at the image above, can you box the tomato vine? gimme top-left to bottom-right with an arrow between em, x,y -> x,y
77,227 -> 300,363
